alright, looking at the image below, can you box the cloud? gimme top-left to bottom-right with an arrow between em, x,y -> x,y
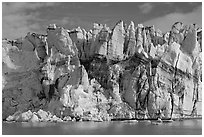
48,17 -> 76,27
99,3 -> 111,7
142,5 -> 202,33
3,13 -> 42,39
3,2 -> 56,14
139,3 -> 154,14
2,2 -> 57,39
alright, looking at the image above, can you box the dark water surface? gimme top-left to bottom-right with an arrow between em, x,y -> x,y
2,119 -> 202,135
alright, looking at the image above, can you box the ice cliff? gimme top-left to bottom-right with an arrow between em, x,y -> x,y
2,21 -> 202,122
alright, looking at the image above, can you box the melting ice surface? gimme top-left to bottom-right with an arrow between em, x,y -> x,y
2,119 -> 202,135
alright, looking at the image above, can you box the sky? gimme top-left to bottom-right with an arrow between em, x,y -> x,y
2,2 -> 202,39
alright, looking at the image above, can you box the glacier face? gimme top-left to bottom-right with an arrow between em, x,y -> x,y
2,21 -> 202,121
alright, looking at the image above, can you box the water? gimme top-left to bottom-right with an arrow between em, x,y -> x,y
2,119 -> 202,135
